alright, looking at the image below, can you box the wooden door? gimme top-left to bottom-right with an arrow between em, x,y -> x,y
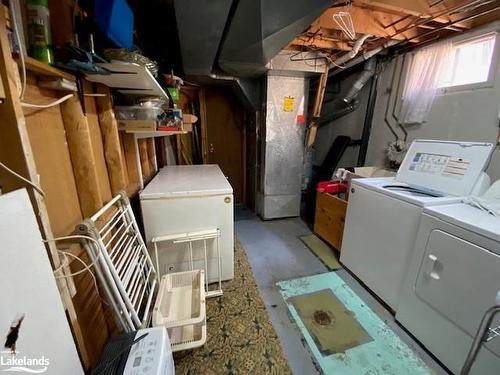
202,87 -> 245,203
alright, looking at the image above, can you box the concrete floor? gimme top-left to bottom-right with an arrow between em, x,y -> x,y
234,206 -> 447,375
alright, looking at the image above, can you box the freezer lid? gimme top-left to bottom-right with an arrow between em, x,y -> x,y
424,203 -> 500,244
140,165 -> 233,199
396,140 -> 494,196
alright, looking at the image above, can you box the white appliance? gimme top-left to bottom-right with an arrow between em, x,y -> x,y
95,327 -> 174,374
140,165 -> 234,282
396,190 -> 500,374
340,140 -> 494,310
0,189 -> 83,375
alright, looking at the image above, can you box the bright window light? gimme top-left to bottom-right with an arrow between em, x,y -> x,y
438,33 -> 496,89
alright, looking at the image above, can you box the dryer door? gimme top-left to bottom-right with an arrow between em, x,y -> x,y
415,229 -> 500,356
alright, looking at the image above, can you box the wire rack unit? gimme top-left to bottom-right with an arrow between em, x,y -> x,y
76,192 -> 207,351
151,228 -> 223,298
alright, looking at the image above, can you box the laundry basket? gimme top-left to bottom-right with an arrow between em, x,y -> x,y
153,270 -> 207,351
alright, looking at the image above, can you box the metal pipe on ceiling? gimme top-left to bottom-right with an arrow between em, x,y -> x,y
329,40 -> 399,77
401,5 -> 500,45
331,0 -> 498,74
383,14 -> 412,30
330,34 -> 372,67
387,0 -> 485,40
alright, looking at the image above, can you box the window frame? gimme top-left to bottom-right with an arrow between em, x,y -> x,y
437,31 -> 499,95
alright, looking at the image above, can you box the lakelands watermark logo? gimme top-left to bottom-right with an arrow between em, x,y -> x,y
0,351 -> 49,373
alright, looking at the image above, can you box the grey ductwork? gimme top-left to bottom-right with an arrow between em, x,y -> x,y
174,0 -> 232,76
343,58 -> 376,103
330,34 -> 371,67
218,0 -> 331,77
208,73 -> 260,110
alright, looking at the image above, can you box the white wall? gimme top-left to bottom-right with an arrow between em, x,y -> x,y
316,21 -> 500,180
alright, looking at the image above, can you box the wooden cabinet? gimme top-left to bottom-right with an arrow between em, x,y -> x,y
314,192 -> 348,251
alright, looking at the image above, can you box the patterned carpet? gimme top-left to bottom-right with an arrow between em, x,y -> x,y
174,239 -> 291,375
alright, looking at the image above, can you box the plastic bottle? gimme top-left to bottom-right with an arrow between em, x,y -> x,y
26,0 -> 54,64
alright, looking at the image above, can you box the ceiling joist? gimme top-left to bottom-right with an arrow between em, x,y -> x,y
286,0 -> 500,62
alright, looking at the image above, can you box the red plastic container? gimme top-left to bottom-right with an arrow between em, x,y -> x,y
316,180 -> 348,194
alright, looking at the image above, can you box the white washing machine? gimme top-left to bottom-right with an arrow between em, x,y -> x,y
396,198 -> 500,374
340,140 -> 493,310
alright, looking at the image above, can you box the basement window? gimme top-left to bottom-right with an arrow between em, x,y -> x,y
437,33 -> 497,90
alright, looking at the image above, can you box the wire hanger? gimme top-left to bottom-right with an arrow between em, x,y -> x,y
332,1 -> 356,40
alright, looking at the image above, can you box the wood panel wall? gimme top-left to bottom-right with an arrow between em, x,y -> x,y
0,4 -> 154,371
1,72 -> 147,369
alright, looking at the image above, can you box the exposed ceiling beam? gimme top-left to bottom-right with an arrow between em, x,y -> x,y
312,7 -> 423,41
353,0 -> 431,16
290,36 -> 352,51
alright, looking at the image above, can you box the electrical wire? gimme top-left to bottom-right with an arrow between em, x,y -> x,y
45,235 -> 108,305
0,161 -> 45,197
21,94 -> 74,108
55,251 -> 107,306
45,235 -> 102,276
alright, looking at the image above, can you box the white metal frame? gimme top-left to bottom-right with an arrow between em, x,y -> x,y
77,192 -> 158,331
151,228 -> 223,298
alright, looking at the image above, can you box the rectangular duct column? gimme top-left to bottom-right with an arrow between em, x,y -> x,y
257,75 -> 308,219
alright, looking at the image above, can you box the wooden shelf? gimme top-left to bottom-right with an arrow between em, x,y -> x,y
122,129 -> 188,139
19,56 -> 75,81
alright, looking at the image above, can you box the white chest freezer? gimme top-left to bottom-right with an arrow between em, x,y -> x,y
340,140 -> 494,310
140,165 -> 234,282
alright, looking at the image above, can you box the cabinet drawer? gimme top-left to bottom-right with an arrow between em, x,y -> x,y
314,192 -> 348,251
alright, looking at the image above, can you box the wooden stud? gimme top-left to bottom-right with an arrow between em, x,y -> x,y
199,88 -> 209,164
306,64 -> 329,148
138,138 -> 151,182
121,133 -> 141,194
95,85 -> 127,195
60,95 -> 103,217
313,65 -> 329,118
83,81 -> 112,203
23,78 -> 83,236
0,9 -> 90,368
146,138 -> 157,174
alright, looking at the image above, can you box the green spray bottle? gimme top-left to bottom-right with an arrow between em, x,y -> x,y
26,0 -> 54,64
